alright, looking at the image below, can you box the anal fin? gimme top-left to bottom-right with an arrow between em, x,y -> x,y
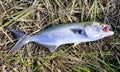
40,44 -> 58,52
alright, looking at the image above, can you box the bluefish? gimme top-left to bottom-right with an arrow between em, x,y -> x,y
7,22 -> 114,54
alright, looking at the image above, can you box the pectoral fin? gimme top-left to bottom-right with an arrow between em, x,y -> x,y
70,28 -> 84,34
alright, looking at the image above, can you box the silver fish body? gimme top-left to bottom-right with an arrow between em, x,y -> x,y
7,22 -> 114,54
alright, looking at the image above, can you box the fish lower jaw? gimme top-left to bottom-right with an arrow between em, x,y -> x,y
101,31 -> 114,38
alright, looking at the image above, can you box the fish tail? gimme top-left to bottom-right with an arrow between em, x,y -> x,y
8,36 -> 30,54
6,27 -> 24,39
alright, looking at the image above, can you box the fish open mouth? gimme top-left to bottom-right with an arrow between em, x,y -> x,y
101,25 -> 114,37
102,25 -> 111,32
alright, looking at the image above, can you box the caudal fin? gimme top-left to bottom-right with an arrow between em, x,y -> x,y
6,27 -> 24,39
8,36 -> 29,54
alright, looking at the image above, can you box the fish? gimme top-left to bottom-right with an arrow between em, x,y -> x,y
7,22 -> 114,54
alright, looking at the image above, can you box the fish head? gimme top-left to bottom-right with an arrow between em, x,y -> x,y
85,22 -> 114,40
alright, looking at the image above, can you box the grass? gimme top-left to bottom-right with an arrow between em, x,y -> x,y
0,0 -> 120,72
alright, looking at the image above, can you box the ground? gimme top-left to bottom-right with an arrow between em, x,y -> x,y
0,0 -> 120,72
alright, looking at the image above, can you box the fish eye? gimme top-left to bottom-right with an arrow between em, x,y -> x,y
100,24 -> 104,27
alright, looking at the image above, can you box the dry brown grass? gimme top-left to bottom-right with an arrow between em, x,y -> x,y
0,0 -> 120,72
